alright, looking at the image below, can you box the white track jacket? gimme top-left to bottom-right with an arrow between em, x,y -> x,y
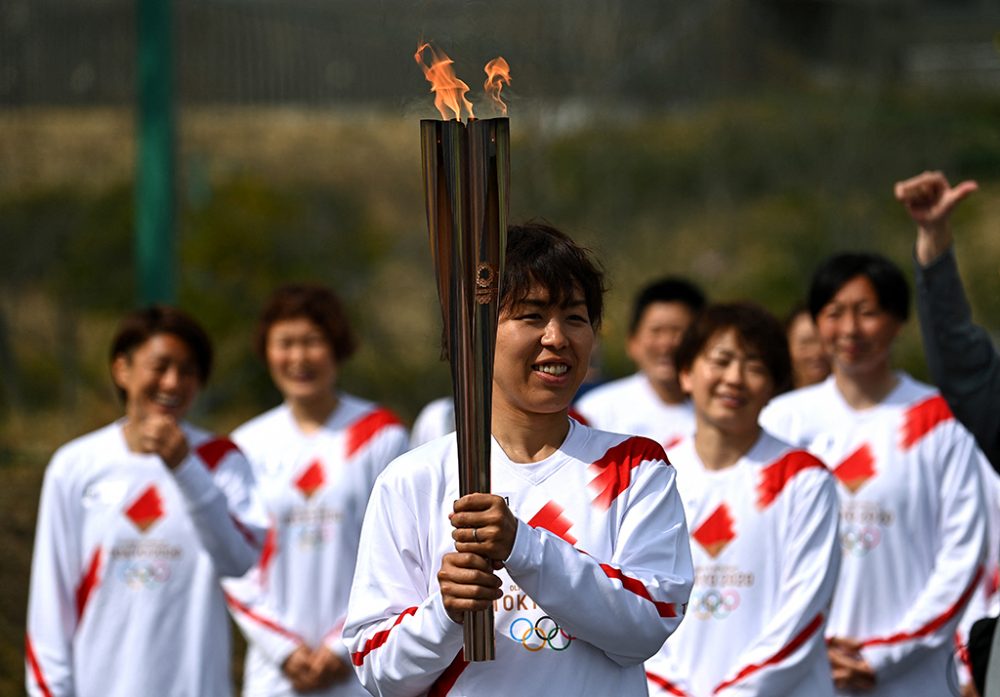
25,420 -> 269,697
343,420 -> 695,697
761,373 -> 986,697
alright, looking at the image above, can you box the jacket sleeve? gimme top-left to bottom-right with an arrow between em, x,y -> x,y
173,438 -> 269,578
714,470 -> 841,696
503,460 -> 694,667
915,248 -> 1000,468
324,419 -> 410,664
25,453 -> 84,697
860,424 -> 987,681
342,471 -> 465,697
222,532 -> 303,669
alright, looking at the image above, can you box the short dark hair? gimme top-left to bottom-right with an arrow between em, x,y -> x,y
784,302 -> 811,332
109,305 -> 213,401
675,302 -> 793,395
808,252 -> 910,323
254,283 -> 358,362
629,277 -> 706,335
502,221 -> 607,328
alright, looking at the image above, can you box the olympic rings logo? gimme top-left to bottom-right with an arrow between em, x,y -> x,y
840,525 -> 881,557
119,560 -> 171,589
508,616 -> 574,652
690,589 -> 740,620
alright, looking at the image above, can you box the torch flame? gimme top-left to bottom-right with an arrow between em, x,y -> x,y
415,42 -> 475,121
483,57 -> 511,116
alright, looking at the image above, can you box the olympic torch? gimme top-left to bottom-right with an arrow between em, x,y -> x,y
417,44 -> 511,662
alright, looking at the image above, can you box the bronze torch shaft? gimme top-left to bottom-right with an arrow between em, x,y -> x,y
420,116 -> 510,662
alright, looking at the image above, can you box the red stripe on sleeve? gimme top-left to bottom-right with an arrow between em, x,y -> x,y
646,670 -> 691,696
76,547 -> 102,622
956,630 -> 972,672
196,437 -> 239,471
224,591 -> 303,642
258,527 -> 277,578
599,563 -> 679,618
350,606 -> 418,666
756,450 -> 826,509
229,514 -> 262,550
900,395 -> 954,451
588,436 -> 668,511
712,612 -> 825,693
346,408 -> 403,458
24,634 -> 54,697
427,650 -> 468,696
861,566 -> 983,649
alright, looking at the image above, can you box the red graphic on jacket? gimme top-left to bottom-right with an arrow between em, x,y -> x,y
294,460 -> 325,500
692,503 -> 736,558
124,485 -> 165,533
833,444 -> 876,494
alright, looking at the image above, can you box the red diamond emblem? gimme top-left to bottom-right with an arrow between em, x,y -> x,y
833,444 -> 876,494
294,460 -> 325,500
692,503 -> 736,558
528,501 -> 578,545
125,485 -> 165,533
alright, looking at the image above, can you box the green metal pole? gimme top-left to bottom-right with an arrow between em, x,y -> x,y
135,0 -> 176,305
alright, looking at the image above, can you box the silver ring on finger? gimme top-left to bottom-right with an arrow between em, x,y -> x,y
472,527 -> 479,543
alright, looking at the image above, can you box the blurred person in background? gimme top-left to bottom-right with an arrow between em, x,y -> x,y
786,303 -> 831,389
25,306 -> 269,697
224,283 -> 409,697
409,394 -> 454,449
343,222 -> 693,696
645,302 -> 840,697
575,276 -> 706,449
760,251 -> 986,697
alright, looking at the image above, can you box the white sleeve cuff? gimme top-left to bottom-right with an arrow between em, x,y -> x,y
503,518 -> 540,575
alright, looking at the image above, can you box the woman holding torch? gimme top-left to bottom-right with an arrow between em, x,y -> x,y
343,222 -> 694,697
223,283 -> 409,697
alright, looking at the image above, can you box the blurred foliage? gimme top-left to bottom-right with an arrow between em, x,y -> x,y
3,87 -> 1000,423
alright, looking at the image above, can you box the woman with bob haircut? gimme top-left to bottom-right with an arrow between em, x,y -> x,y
761,252 -> 986,697
25,306 -> 269,697
224,283 -> 409,697
645,302 -> 840,697
343,221 -> 694,697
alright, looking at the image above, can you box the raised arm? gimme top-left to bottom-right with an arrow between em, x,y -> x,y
894,170 -> 978,266
174,435 -> 269,577
895,171 -> 1000,467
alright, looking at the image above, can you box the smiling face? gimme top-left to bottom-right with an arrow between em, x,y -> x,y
627,301 -> 696,398
112,333 -> 202,423
681,328 -> 775,440
815,275 -> 902,380
265,317 -> 339,406
492,281 -> 595,419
